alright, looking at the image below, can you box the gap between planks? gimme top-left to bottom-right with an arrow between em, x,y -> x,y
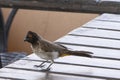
20,58 -> 120,70
4,62 -> 120,80
0,68 -> 106,80
56,41 -> 120,51
2,54 -> 120,80
68,34 -> 120,41
82,26 -> 120,32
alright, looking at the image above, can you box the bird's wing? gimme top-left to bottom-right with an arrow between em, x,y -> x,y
54,42 -> 73,50
54,42 -> 68,49
39,40 -> 66,52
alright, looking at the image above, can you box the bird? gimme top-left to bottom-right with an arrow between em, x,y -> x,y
24,31 -> 93,71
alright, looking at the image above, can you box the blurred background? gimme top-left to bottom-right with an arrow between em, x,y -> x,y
2,8 -> 98,54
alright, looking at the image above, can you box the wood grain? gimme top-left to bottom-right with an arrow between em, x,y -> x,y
0,68 -> 105,80
56,35 -> 120,50
3,58 -> 120,80
83,20 -> 120,31
69,27 -> 120,40
25,54 -> 120,70
95,13 -> 120,22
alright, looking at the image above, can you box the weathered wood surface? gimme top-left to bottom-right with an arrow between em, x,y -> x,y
69,27 -> 120,40
1,0 -> 120,13
0,13 -> 120,80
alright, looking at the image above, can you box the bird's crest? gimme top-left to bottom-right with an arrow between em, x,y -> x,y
24,31 -> 40,44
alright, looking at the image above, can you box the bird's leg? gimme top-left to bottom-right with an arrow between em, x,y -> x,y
42,60 -> 54,71
34,60 -> 48,68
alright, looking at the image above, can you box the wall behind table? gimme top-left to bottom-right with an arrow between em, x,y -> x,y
2,8 -> 98,54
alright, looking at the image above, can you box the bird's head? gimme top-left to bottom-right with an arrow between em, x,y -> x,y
24,31 -> 40,44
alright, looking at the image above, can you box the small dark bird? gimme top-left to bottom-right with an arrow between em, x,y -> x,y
24,31 -> 93,71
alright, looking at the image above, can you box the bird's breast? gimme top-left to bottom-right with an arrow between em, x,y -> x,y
35,51 -> 59,60
31,46 -> 59,60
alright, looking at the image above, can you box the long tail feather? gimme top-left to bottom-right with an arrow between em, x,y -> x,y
66,50 -> 93,57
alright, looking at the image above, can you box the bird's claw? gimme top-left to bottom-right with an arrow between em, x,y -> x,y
41,67 -> 51,71
34,64 -> 46,68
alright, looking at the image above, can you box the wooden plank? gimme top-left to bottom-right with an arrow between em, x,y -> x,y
25,54 -> 120,70
83,20 -> 120,31
0,68 -> 105,80
0,67 -> 48,80
56,35 -> 120,50
95,13 -> 120,22
69,27 -> 120,40
3,59 -> 120,80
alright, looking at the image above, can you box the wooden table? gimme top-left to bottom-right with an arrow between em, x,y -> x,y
0,13 -> 120,80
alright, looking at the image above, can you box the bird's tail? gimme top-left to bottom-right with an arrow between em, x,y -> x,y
65,50 -> 93,57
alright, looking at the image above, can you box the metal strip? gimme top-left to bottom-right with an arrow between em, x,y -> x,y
0,8 -> 4,68
4,8 -> 18,52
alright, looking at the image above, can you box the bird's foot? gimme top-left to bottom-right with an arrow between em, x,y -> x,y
34,64 -> 46,68
41,67 -> 51,71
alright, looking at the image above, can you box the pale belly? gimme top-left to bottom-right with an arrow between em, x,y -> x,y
31,46 -> 59,60
34,51 -> 59,60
